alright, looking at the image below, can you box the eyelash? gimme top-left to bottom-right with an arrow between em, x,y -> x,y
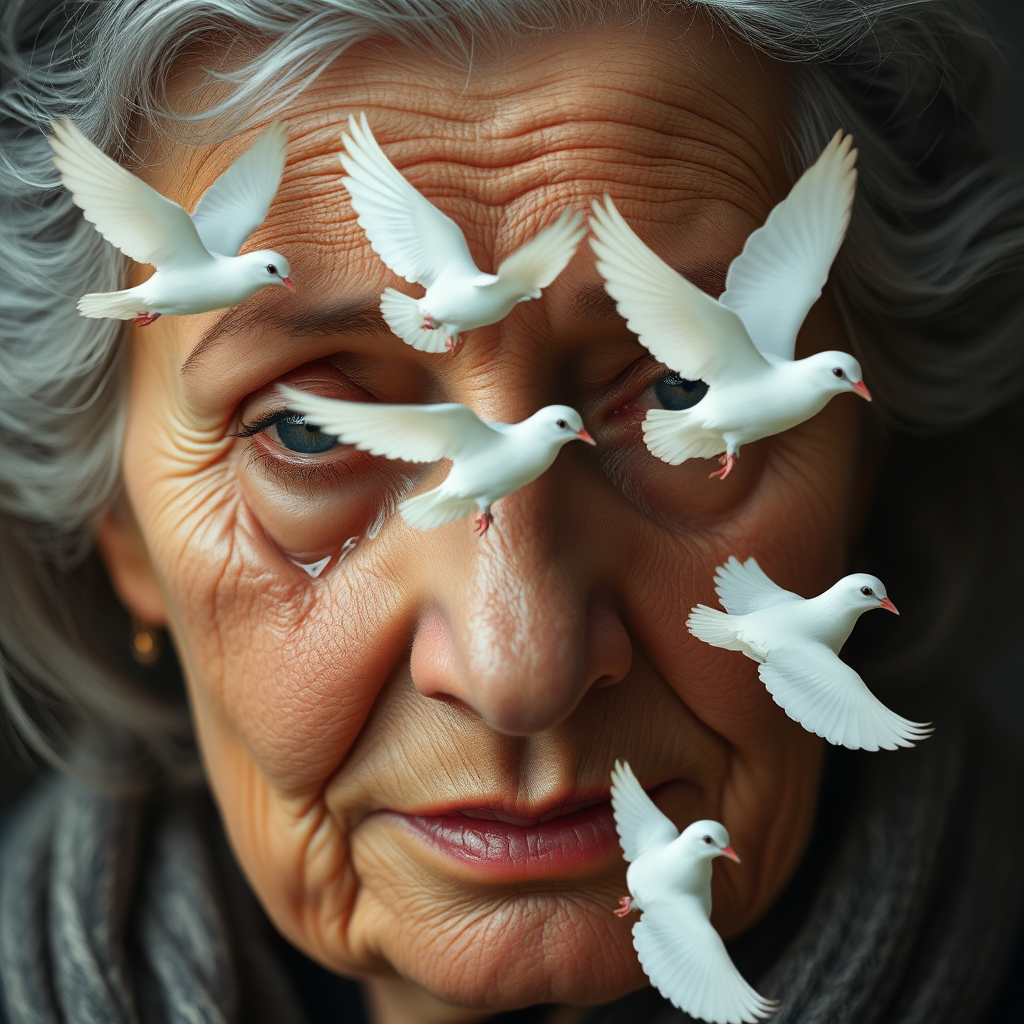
236,407 -> 356,487
234,408 -> 290,439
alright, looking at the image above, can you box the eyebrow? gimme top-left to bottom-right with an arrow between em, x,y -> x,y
181,300 -> 388,376
569,259 -> 732,322
181,259 -> 733,375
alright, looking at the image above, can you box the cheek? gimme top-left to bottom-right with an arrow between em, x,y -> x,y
120,362 -> 410,799
620,399 -> 861,738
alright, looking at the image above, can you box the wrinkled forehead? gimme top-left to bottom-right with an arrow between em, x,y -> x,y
141,8 -> 791,235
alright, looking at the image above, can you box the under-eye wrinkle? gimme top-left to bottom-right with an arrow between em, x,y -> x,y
653,374 -> 708,411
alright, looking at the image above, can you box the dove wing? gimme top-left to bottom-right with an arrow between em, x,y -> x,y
758,644 -> 933,751
589,198 -> 767,384
719,132 -> 857,362
713,557 -> 798,615
485,210 -> 585,296
278,387 -> 499,463
610,760 -> 678,863
340,113 -> 478,288
49,120 -> 211,270
633,902 -> 777,1024
190,120 -> 288,257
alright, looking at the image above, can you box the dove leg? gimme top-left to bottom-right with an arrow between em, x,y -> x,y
473,510 -> 493,536
132,312 -> 162,327
612,896 -> 635,917
708,451 -> 737,481
445,330 -> 460,353
422,316 -> 435,330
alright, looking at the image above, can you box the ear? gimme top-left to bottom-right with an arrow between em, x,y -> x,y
95,499 -> 167,627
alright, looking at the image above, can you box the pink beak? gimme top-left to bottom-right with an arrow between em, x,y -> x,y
720,845 -> 741,864
282,277 -> 297,293
878,597 -> 900,615
852,379 -> 872,401
577,429 -> 597,446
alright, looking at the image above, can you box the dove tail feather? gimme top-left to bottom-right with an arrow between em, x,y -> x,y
642,410 -> 724,466
399,488 -> 479,530
77,289 -> 144,320
380,288 -> 449,353
686,605 -> 746,652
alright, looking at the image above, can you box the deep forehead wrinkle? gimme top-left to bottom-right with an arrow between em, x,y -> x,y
181,299 -> 387,376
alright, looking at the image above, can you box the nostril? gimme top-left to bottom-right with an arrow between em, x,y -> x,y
409,606 -> 458,701
585,596 -> 632,692
410,595 -> 633,733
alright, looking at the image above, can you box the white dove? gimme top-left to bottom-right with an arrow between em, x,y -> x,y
609,760 -> 777,1024
590,131 -> 869,480
277,386 -> 595,534
339,112 -> 586,353
687,557 -> 933,750
49,119 -> 295,326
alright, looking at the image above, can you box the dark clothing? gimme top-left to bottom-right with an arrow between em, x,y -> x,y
1,714 -> 1022,1024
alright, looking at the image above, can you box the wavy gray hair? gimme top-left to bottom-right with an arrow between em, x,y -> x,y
0,0 -> 1021,780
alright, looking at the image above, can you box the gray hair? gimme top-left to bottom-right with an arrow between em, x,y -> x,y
1,0 -> 1021,780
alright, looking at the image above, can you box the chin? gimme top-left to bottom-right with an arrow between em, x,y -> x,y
340,814 -> 649,1008
372,891 -> 647,1009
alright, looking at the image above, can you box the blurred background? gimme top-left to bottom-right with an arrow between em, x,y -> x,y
1,0 -> 1022,810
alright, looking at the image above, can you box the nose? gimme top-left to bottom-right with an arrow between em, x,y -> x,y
409,518 -> 632,734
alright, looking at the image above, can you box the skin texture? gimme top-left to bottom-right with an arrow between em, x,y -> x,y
96,10 -> 872,1022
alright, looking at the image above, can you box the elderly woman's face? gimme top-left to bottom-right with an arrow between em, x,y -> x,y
98,10 -> 866,1015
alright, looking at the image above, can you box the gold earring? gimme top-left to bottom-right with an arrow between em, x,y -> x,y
130,615 -> 162,666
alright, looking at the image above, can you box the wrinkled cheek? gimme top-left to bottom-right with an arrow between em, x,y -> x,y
145,465 -> 399,796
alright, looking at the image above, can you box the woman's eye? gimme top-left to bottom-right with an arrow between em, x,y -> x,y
653,374 -> 709,411
273,413 -> 338,454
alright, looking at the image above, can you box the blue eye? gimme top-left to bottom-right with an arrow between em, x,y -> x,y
275,413 -> 338,454
654,374 -> 708,410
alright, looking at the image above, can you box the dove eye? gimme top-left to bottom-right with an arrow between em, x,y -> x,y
556,419 -> 567,429
832,367 -> 846,378
702,835 -> 713,844
860,585 -> 874,597
266,264 -> 278,276
653,374 -> 709,411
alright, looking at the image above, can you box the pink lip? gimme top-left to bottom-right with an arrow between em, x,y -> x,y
393,799 -> 621,881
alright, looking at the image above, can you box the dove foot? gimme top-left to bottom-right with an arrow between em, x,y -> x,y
473,510 -> 493,536
132,312 -> 161,327
444,333 -> 460,353
708,452 -> 736,481
613,896 -> 634,917
422,317 -> 435,330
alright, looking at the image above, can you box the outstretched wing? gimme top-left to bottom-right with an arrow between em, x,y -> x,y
713,557 -> 798,616
589,197 -> 767,385
486,210 -> 585,296
634,901 -> 777,1023
49,119 -> 211,270
340,112 -> 478,287
278,387 -> 499,463
719,131 -> 857,362
610,760 -> 678,863
758,645 -> 933,751
191,120 -> 288,256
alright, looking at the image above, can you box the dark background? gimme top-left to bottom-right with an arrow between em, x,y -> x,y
2,0 -> 1023,809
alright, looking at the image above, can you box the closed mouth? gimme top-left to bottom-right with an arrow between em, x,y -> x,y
383,782 -> 673,882
392,800 -> 620,880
